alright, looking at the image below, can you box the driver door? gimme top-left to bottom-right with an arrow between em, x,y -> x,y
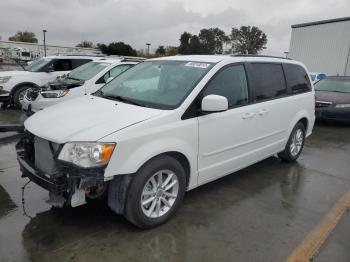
198,64 -> 261,184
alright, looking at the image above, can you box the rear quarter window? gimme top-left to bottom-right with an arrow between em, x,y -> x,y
72,59 -> 92,69
249,63 -> 287,102
283,64 -> 311,94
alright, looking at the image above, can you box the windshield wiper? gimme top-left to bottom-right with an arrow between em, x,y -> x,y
97,92 -> 146,107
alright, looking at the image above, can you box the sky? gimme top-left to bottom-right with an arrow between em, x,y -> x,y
0,0 -> 349,56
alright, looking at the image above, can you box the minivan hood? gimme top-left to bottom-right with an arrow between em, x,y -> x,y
24,95 -> 163,143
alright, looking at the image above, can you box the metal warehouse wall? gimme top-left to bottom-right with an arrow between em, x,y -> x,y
288,20 -> 350,76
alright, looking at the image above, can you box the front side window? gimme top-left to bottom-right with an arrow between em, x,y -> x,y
25,58 -> 51,72
250,63 -> 287,102
315,79 -> 350,93
99,61 -> 214,109
284,64 -> 311,94
102,64 -> 134,83
68,62 -> 110,81
202,65 -> 249,108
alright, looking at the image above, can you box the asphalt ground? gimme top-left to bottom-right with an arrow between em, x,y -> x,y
0,108 -> 349,262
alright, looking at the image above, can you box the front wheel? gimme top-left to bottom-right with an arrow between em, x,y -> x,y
278,122 -> 306,162
13,86 -> 31,108
124,155 -> 186,229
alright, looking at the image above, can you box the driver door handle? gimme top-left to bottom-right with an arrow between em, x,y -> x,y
242,112 -> 255,119
258,109 -> 269,116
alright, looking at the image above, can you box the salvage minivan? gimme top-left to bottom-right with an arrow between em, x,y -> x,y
16,55 -> 315,228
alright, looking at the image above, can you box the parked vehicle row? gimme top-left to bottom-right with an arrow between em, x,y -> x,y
315,76 -> 350,124
0,55 -> 101,108
16,55 -> 315,228
21,57 -> 142,115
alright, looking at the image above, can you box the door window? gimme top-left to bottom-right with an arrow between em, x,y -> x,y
202,65 -> 249,108
52,59 -> 73,71
250,63 -> 287,102
102,64 -> 134,83
283,64 -> 311,94
71,59 -> 92,69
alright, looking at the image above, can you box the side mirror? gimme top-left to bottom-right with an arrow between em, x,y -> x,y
47,64 -> 55,73
106,77 -> 114,83
201,95 -> 228,112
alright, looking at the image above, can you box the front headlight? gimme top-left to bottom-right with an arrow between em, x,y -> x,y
41,89 -> 69,98
58,142 -> 116,168
0,76 -> 11,83
335,104 -> 350,108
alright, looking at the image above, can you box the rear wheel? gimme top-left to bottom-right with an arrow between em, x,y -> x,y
124,155 -> 186,229
278,122 -> 306,162
13,85 -> 30,108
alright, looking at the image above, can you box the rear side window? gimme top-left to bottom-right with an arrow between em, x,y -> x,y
52,59 -> 72,71
72,59 -> 91,69
202,65 -> 249,108
283,64 -> 311,94
250,63 -> 287,102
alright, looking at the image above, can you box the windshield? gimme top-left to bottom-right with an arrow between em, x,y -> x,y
25,58 -> 51,72
315,79 -> 350,93
68,61 -> 110,81
98,60 -> 214,109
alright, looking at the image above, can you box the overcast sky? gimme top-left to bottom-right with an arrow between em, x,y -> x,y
1,0 -> 349,55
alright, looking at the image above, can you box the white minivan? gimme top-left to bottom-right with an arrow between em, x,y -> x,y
21,57 -> 142,114
16,55 -> 315,228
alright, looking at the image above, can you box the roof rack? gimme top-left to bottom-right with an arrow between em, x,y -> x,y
231,54 -> 291,60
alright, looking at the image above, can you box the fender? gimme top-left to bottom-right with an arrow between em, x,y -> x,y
104,137 -> 198,189
287,109 -> 312,140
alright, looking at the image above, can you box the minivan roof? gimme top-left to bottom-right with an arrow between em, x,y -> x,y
151,55 -> 301,65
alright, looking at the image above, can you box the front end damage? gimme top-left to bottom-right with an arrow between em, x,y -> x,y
16,131 -> 107,207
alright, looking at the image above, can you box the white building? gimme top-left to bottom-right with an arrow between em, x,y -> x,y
288,17 -> 350,76
0,40 -> 102,61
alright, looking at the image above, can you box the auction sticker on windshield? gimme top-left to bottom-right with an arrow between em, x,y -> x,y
185,62 -> 211,69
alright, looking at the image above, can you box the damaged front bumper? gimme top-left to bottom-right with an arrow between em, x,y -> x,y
16,132 -> 107,207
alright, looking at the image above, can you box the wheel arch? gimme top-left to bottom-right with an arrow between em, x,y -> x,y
10,82 -> 40,99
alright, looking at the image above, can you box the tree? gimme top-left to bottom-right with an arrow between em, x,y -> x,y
97,42 -> 137,56
189,35 -> 204,54
76,41 -> 94,48
8,31 -> 38,43
178,32 -> 192,54
198,28 -> 228,54
165,46 -> 178,56
230,26 -> 267,54
155,45 -> 166,56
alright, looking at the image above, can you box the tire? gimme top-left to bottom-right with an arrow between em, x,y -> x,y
0,102 -> 8,109
12,86 -> 30,108
124,155 -> 186,229
278,122 -> 306,162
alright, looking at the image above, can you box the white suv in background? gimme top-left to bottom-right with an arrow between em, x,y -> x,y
17,55 -> 315,228
21,57 -> 143,114
0,55 -> 101,108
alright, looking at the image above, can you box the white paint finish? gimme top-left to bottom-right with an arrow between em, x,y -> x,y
24,95 -> 163,143
201,94 -> 228,112
288,20 -> 350,76
24,55 -> 315,192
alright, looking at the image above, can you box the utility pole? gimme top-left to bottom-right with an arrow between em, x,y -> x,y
43,30 -> 47,57
146,43 -> 151,57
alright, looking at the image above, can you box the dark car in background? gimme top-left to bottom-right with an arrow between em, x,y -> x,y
315,76 -> 350,124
